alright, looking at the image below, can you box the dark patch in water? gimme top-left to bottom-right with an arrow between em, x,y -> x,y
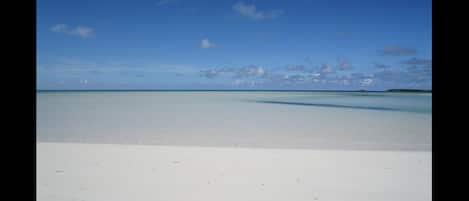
255,100 -> 401,112
343,93 -> 387,97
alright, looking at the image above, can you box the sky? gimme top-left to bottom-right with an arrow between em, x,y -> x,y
37,0 -> 432,90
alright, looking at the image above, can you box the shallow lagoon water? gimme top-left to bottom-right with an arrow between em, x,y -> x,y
37,91 -> 431,151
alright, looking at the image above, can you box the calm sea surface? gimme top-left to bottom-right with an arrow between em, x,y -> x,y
37,91 -> 432,151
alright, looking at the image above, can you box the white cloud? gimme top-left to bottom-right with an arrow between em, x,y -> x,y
50,24 -> 94,38
232,1 -> 283,20
310,73 -> 321,78
51,24 -> 68,32
200,38 -> 215,48
236,65 -> 265,77
233,79 -> 262,87
69,26 -> 94,38
337,58 -> 352,71
360,78 -> 374,86
320,64 -> 334,73
200,65 -> 266,79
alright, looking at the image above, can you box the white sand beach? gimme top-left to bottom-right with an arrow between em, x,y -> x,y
37,142 -> 431,201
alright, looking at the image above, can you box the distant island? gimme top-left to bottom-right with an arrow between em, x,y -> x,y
386,89 -> 432,93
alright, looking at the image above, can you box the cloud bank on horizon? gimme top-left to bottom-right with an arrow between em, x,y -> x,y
37,0 -> 432,90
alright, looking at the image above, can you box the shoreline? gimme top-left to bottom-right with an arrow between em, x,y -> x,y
36,140 -> 432,152
35,89 -> 432,93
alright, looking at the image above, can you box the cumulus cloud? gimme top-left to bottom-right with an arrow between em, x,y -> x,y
198,67 -> 234,78
197,57 -> 430,89
320,64 -> 334,73
337,58 -> 352,71
335,75 -> 354,86
199,69 -> 219,79
50,24 -> 94,38
232,1 -> 283,20
378,45 -> 416,56
51,24 -> 68,32
283,74 -> 306,83
69,26 -> 94,38
233,79 -> 263,87
199,65 -> 265,79
350,73 -> 374,82
309,73 -> 321,78
360,78 -> 374,86
200,38 -> 215,48
321,73 -> 374,87
236,65 -> 265,78
285,65 -> 306,71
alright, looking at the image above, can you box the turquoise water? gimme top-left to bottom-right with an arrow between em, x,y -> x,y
249,92 -> 431,114
36,91 -> 432,151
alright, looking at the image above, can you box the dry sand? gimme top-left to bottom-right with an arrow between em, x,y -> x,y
37,142 -> 431,201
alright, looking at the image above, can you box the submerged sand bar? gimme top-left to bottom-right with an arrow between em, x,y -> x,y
37,92 -> 432,151
37,142 -> 431,201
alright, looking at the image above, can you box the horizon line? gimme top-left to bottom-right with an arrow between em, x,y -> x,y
36,88 -> 432,93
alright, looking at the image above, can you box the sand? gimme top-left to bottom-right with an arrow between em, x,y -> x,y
37,142 -> 431,201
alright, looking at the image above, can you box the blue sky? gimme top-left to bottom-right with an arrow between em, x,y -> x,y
37,0 -> 432,90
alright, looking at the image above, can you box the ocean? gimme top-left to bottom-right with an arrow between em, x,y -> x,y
36,91 -> 432,151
